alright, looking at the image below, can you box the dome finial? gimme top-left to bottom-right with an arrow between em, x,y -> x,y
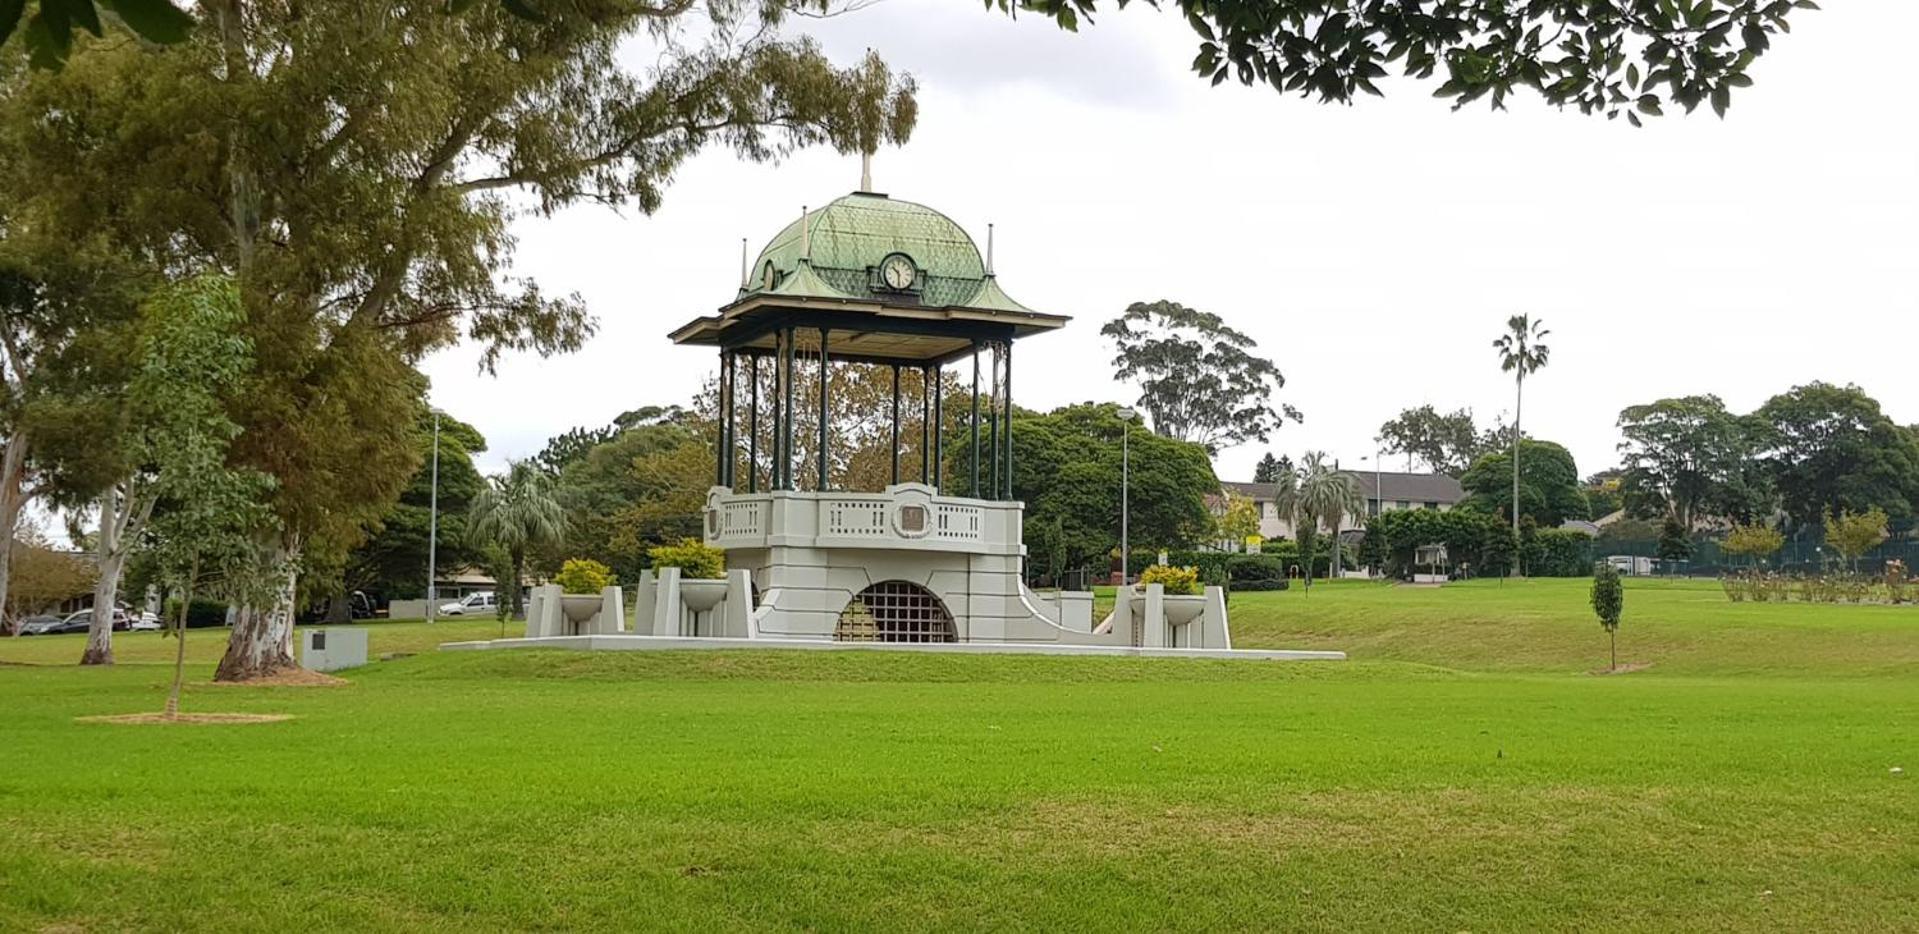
987,223 -> 995,275
859,150 -> 873,193
739,237 -> 749,287
800,205 -> 810,261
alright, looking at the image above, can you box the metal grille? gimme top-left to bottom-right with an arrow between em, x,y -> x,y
835,581 -> 956,643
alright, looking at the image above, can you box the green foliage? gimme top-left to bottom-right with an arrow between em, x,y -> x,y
1226,554 -> 1285,583
537,420 -> 710,585
1138,564 -> 1199,596
1591,562 -> 1623,633
1363,508 -> 1516,579
1100,301 -> 1298,453
161,597 -> 230,629
1459,439 -> 1589,526
1251,452 -> 1289,485
1618,395 -> 1768,528
647,538 -> 724,580
1657,516 -> 1693,562
1584,470 -> 1625,518
1531,528 -> 1596,578
553,558 -> 615,594
1723,523 -> 1785,563
1212,492 -> 1261,545
1823,508 -> 1889,567
989,402 -> 1218,578
469,461 -> 566,617
1,0 -> 194,70
12,0 -> 1817,131
1757,383 -> 1919,528
1376,405 -> 1487,476
130,275 -> 277,604
342,409 -> 488,600
1002,0 -> 1810,123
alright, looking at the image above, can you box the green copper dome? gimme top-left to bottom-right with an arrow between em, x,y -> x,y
745,192 -> 1029,312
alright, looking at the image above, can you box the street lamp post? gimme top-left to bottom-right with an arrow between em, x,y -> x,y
426,411 -> 440,624
1121,413 -> 1130,585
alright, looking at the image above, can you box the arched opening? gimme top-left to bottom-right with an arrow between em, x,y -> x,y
835,581 -> 956,643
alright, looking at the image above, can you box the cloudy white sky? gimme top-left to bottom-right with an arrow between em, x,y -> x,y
422,1 -> 1919,485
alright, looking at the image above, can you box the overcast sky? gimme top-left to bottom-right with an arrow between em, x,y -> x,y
421,1 -> 1919,485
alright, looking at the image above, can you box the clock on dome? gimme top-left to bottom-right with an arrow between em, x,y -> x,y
879,253 -> 916,291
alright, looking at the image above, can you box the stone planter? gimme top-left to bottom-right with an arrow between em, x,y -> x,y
559,594 -> 602,625
678,578 -> 728,613
1128,589 -> 1205,626
1161,594 -> 1205,626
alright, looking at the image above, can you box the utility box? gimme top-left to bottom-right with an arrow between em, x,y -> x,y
301,628 -> 368,672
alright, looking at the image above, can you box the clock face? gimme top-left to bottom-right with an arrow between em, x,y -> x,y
881,255 -> 915,290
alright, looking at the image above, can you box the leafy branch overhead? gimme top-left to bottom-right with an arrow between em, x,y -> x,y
9,1 -> 1817,124
997,0 -> 1818,122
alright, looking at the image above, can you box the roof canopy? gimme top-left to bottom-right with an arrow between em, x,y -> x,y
670,191 -> 1067,365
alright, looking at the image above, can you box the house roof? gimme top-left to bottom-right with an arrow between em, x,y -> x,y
1220,471 -> 1464,505
1348,470 -> 1465,504
1218,480 -> 1279,501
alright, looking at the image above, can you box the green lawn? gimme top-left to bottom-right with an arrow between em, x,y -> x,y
2,579 -> 1915,931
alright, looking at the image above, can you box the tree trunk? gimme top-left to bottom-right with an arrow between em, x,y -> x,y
1610,628 -> 1617,672
79,551 -> 127,666
0,437 -> 29,636
79,484 -> 152,666
1512,371 -> 1523,567
509,549 -> 525,618
213,538 -> 301,682
165,566 -> 195,719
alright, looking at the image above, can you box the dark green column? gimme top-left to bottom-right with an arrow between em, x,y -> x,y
747,353 -> 759,493
1003,341 -> 1014,500
889,365 -> 901,487
932,366 -> 943,491
919,366 -> 931,484
817,327 -> 829,491
970,344 -> 981,498
714,349 -> 727,487
781,327 -> 796,490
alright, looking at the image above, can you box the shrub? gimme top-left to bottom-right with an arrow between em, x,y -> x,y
1138,564 -> 1200,596
1531,529 -> 1594,577
647,539 -> 725,579
1229,579 -> 1290,591
1226,554 -> 1285,583
553,558 -> 616,594
162,598 -> 230,629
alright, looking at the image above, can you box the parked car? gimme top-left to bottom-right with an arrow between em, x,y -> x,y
129,612 -> 163,632
437,591 -> 497,616
54,608 -> 133,633
16,614 -> 64,635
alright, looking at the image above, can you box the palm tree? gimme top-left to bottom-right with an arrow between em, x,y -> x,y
1294,452 -> 1365,580
1492,314 -> 1550,553
468,460 -> 567,619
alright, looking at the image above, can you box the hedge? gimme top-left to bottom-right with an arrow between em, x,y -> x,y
161,598 -> 230,629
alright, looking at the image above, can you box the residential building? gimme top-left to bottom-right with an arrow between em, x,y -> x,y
1218,471 -> 1466,542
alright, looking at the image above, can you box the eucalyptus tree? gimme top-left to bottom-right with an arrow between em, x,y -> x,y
469,461 -> 568,619
0,263 -> 145,633
1492,314 -> 1551,546
1102,300 -> 1299,454
1,0 -> 915,679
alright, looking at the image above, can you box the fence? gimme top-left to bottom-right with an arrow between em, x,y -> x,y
1583,537 -> 1919,576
